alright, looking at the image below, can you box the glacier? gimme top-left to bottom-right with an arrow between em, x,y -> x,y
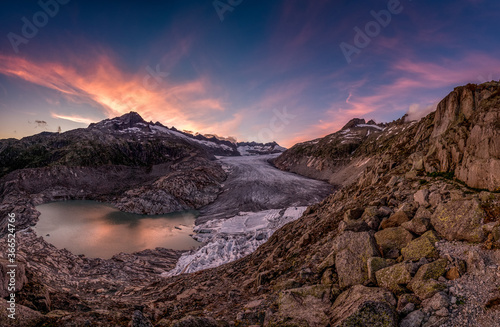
163,206 -> 307,276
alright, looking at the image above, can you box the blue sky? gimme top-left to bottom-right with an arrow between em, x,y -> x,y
0,0 -> 499,146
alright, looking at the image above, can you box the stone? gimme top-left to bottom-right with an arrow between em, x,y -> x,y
332,232 -> 380,289
336,249 -> 369,289
401,231 -> 440,261
330,285 -> 397,327
400,309 -> 425,327
414,189 -> 430,207
375,263 -> 412,294
374,227 -> 414,259
380,211 -> 410,229
428,191 -> 443,207
465,250 -> 485,273
434,307 -> 449,317
367,257 -> 393,284
445,267 -> 460,280
271,285 -> 331,327
397,294 -> 421,314
378,206 -> 393,217
398,202 -> 420,218
409,279 -> 446,301
413,259 -> 448,281
408,259 -> 448,300
401,216 -> 431,235
318,251 -> 336,272
321,268 -> 336,285
361,207 -> 382,230
338,219 -> 370,233
431,199 -> 486,242
423,292 -> 450,311
414,206 -> 432,220
344,208 -> 364,221
236,311 -> 265,326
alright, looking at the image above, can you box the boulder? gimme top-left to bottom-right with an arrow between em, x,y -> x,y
401,231 -> 440,261
330,285 -> 397,327
361,207 -> 382,230
270,285 -> 332,326
367,257 -> 393,284
413,189 -> 430,207
401,216 -> 431,235
379,211 -> 410,229
344,208 -> 364,221
408,259 -> 448,300
374,227 -> 414,259
422,292 -> 450,311
431,199 -> 486,242
400,309 -> 425,327
397,293 -> 421,314
338,219 -> 370,233
375,263 -> 412,294
332,232 -> 380,289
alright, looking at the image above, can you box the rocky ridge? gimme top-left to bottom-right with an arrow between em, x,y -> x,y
0,82 -> 499,326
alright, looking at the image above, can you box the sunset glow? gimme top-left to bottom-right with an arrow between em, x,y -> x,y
1,1 -> 499,147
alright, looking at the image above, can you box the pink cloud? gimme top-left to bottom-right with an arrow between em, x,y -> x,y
0,53 -> 228,133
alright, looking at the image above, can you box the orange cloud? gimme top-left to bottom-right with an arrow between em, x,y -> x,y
0,53 -> 227,133
50,113 -> 97,125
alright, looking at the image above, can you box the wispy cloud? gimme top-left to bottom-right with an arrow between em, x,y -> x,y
0,52 -> 228,133
50,113 -> 97,125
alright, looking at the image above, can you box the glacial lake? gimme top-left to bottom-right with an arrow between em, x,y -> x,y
33,200 -> 200,259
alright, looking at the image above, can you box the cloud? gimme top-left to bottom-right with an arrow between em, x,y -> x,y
33,120 -> 48,129
406,103 -> 437,122
0,52 -> 228,134
50,113 -> 96,125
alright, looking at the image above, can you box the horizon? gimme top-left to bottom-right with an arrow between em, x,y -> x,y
1,1 -> 500,148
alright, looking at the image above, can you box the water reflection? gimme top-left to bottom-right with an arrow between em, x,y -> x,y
33,200 -> 200,259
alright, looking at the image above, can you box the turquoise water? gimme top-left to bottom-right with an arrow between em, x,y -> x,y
33,200 -> 200,259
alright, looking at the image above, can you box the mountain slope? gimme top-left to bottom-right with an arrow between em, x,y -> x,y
275,82 -> 500,192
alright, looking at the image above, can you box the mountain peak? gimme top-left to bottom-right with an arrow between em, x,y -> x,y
116,111 -> 147,125
342,118 -> 366,130
89,111 -> 148,131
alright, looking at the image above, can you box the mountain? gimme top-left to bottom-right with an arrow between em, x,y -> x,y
0,112 -> 288,221
1,82 -> 499,326
276,82 -> 500,192
274,117 -> 388,184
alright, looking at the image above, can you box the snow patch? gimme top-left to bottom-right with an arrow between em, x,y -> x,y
356,124 -> 385,131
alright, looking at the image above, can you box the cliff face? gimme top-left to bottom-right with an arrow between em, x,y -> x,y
424,82 -> 500,191
275,82 -> 500,192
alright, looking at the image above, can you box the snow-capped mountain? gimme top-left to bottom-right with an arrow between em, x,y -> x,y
88,112 -> 286,156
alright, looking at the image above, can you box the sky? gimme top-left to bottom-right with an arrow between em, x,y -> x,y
0,0 -> 499,147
